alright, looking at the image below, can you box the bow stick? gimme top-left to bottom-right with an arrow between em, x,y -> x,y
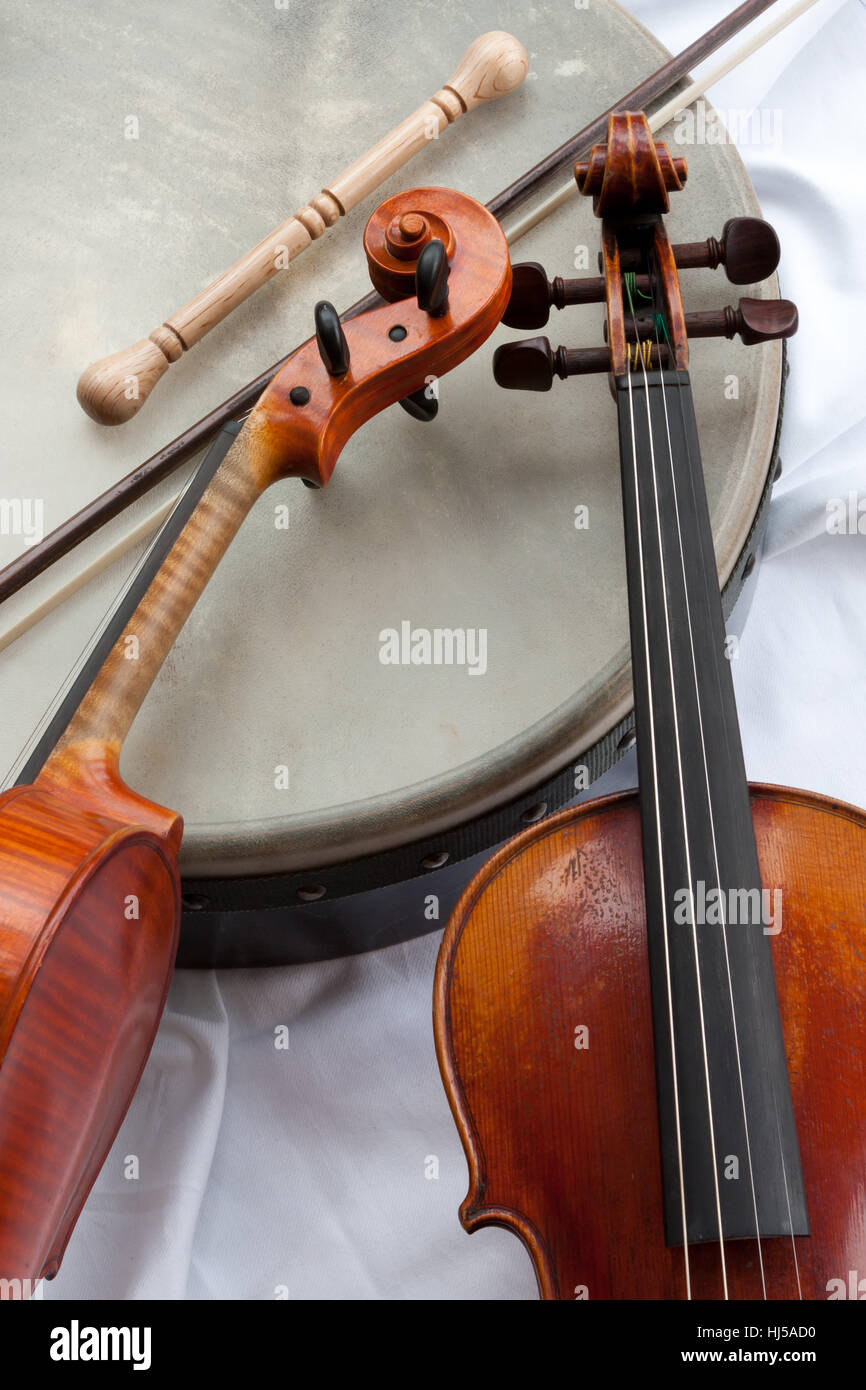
0,0 -> 793,631
75,32 -> 529,427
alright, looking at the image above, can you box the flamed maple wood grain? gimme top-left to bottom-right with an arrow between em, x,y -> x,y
435,785 -> 866,1300
0,782 -> 180,1282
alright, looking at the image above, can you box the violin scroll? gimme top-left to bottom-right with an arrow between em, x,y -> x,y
574,110 -> 687,215
363,197 -> 458,302
244,187 -> 510,489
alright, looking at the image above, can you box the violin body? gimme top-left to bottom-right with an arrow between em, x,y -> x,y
434,112 -> 864,1301
0,767 -> 182,1283
435,784 -> 866,1299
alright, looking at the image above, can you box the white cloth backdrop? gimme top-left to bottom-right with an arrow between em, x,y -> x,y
46,0 -> 865,1300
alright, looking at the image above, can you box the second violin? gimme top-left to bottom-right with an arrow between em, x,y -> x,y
435,114 -> 866,1301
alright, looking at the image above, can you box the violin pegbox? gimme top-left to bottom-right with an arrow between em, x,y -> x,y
246,187 -> 511,486
494,110 -> 797,391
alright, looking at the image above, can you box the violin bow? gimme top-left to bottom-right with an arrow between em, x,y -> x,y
0,0 -> 813,632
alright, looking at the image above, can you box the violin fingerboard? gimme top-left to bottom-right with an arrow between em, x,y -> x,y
615,368 -> 807,1248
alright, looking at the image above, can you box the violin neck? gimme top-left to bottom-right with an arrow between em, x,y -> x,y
616,366 -> 807,1246
38,424 -> 268,784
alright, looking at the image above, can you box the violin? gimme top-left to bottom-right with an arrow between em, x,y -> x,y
0,187 -> 511,1284
434,113 -> 866,1300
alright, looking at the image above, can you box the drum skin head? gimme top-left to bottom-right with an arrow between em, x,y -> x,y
0,1 -> 782,907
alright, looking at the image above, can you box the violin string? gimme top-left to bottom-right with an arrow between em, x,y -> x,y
624,335 -> 692,1301
648,305 -> 767,1299
771,1099 -> 803,1298
626,275 -> 729,1298
662,332 -> 803,1301
1,604 -> 116,789
1,456 -> 205,790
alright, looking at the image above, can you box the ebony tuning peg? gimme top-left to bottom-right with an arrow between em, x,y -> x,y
501,217 -> 783,332
687,297 -> 798,344
416,239 -> 450,317
501,263 -> 560,331
396,239 -> 448,418
493,298 -> 798,392
493,337 -> 563,391
676,217 -> 781,284
315,300 -> 350,377
399,383 -> 439,422
313,293 -> 438,424
303,301 -> 349,482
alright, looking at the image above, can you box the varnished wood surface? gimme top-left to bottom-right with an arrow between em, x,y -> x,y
435,784 -> 866,1299
0,783 -> 180,1281
579,113 -> 689,377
